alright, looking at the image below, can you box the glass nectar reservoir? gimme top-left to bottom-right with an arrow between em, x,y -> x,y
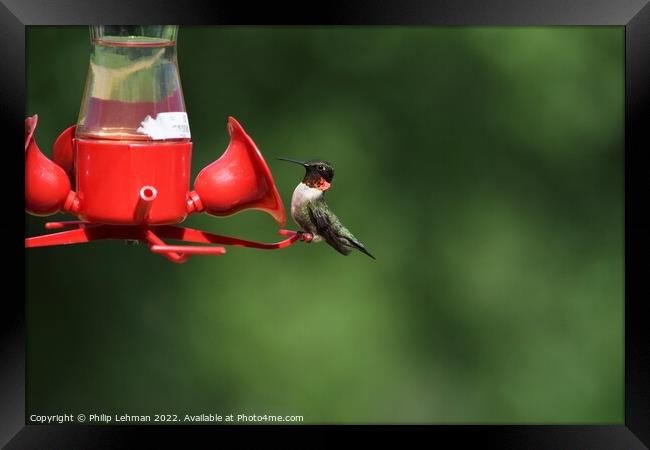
76,25 -> 190,141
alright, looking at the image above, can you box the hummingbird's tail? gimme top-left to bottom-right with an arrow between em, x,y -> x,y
349,239 -> 375,259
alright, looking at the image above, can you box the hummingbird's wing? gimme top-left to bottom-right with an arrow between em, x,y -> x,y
308,202 -> 375,259
307,203 -> 352,256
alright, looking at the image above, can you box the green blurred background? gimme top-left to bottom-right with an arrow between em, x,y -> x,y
26,26 -> 624,423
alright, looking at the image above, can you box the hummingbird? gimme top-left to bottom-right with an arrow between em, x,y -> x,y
278,157 -> 375,259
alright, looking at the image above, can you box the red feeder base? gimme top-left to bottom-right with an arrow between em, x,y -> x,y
26,221 -> 313,264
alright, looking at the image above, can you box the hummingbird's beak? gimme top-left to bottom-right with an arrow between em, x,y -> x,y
277,157 -> 307,167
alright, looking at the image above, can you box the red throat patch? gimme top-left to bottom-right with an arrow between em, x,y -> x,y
317,178 -> 331,191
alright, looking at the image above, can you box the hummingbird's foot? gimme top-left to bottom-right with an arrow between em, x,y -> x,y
299,231 -> 314,243
278,229 -> 313,242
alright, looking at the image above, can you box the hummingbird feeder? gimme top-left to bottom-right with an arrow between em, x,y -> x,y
25,25 -> 311,263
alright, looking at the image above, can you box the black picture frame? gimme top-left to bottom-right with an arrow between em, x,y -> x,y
2,1 -> 648,448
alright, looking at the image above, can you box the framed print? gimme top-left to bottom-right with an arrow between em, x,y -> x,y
2,0 -> 649,448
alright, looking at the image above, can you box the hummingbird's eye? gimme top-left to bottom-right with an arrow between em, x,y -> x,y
318,165 -> 325,171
